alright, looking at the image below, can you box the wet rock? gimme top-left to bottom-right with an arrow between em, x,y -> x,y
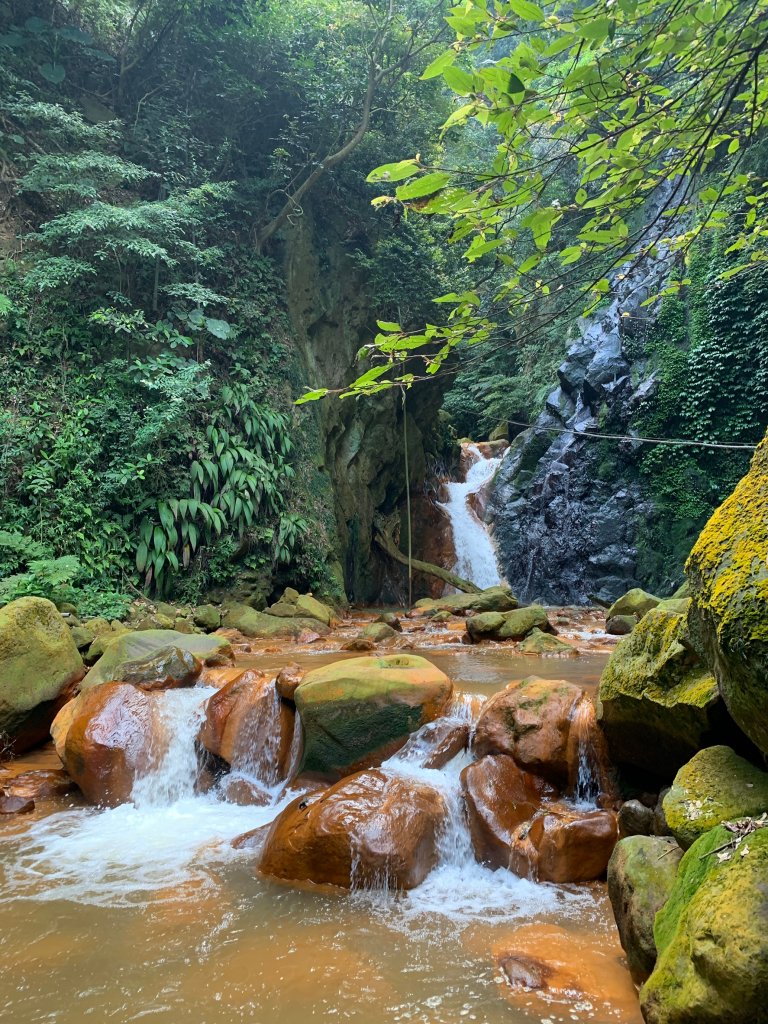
193,604 -> 222,632
295,654 -> 453,777
223,603 -> 329,639
461,754 -> 554,868
497,953 -> 553,991
218,774 -> 273,806
341,637 -> 376,652
598,608 -> 721,777
466,604 -> 551,643
607,588 -> 662,621
429,610 -> 452,624
375,612 -> 402,632
359,622 -> 398,643
4,769 -> 75,801
266,588 -> 335,627
112,646 -> 202,691
608,835 -> 683,984
259,769 -> 446,889
0,792 -> 35,814
641,823 -> 768,1024
134,612 -> 175,631
662,745 -> 768,849
686,431 -> 768,755
0,596 -> 84,754
84,629 -> 233,691
70,624 -> 96,650
606,614 -> 637,636
61,682 -> 160,806
473,676 -> 584,786
413,586 -> 518,616
275,663 -> 305,701
618,798 -> 654,838
396,718 -> 469,769
172,617 -> 197,635
509,808 -> 618,883
518,628 -> 573,655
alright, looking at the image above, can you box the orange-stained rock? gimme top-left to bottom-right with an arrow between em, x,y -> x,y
218,774 -> 273,806
395,718 -> 469,769
62,683 -> 162,806
4,769 -> 74,801
0,793 -> 34,814
509,808 -> 618,883
473,676 -> 584,785
198,671 -> 296,784
461,754 -> 554,869
259,769 -> 446,890
50,698 -> 78,761
197,665 -> 249,689
276,663 -> 305,701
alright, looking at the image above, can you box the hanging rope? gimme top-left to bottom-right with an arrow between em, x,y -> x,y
503,419 -> 758,451
401,387 -> 413,610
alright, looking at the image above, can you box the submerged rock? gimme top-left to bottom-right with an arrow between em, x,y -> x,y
641,822 -> 768,1024
294,654 -> 452,777
395,717 -> 469,769
607,835 -> 683,984
258,769 -> 446,889
686,431 -> 768,755
473,676 -> 584,786
662,745 -> 768,849
0,596 -> 84,753
83,629 -> 233,691
598,608 -> 720,776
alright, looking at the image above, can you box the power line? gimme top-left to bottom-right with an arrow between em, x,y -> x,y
504,419 -> 758,451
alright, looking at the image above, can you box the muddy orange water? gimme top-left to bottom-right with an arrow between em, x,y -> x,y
0,625 -> 642,1024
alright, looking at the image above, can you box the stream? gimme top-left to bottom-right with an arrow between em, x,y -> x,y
0,646 -> 642,1024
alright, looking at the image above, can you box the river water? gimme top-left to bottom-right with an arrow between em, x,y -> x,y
0,647 -> 642,1024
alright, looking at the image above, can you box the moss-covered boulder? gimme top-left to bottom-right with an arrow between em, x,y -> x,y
294,654 -> 453,777
83,629 -> 233,691
607,587 -> 662,621
413,586 -> 518,616
265,587 -> 335,626
686,432 -> 768,755
518,628 -> 573,655
597,608 -> 720,776
662,745 -> 768,849
607,835 -> 683,984
360,622 -> 398,643
193,604 -> 222,632
0,597 -> 84,753
466,604 -> 551,642
641,823 -> 768,1024
223,603 -> 329,638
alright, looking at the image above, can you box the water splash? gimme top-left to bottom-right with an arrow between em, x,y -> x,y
567,697 -> 612,807
438,443 -> 504,589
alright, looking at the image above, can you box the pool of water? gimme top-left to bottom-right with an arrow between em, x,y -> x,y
0,644 -> 642,1024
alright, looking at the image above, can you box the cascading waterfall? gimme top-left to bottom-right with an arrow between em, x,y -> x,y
566,697 -> 613,807
438,443 -> 505,589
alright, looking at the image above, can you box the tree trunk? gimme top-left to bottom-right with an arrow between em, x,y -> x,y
374,521 -> 481,594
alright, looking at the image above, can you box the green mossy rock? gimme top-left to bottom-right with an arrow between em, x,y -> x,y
295,654 -> 453,777
83,629 -> 233,691
265,588 -> 334,626
467,604 -> 551,642
193,604 -> 222,632
686,431 -> 768,755
607,587 -> 662,621
656,598 -> 691,614
641,823 -> 768,1024
172,617 -> 197,634
606,614 -> 637,636
134,613 -> 175,631
70,625 -> 96,650
84,626 -> 130,665
0,597 -> 84,753
518,627 -> 573,655
414,586 -> 518,616
224,603 -> 329,638
607,835 -> 683,984
360,622 -> 398,643
663,745 -> 768,849
465,611 -> 506,640
83,617 -> 113,637
598,608 -> 720,776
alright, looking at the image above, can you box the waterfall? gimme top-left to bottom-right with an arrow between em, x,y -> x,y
438,443 -> 504,589
566,697 -> 613,807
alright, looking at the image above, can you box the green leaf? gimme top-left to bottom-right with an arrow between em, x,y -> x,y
376,320 -> 402,332
367,159 -> 421,184
508,0 -> 544,19
205,317 -> 232,339
442,66 -> 475,96
39,63 -> 66,85
421,49 -> 457,80
396,173 -> 451,201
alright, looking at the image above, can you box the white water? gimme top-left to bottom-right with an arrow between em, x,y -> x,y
438,443 -> 504,589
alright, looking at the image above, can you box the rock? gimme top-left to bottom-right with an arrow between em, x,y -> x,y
0,597 -> 84,753
258,769 -> 446,889
294,654 -> 452,777
429,610 -> 452,624
413,586 -> 518,616
172,617 -> 196,634
686,432 -> 768,755
70,625 -> 96,650
134,612 -> 175,631
223,603 -> 329,638
641,823 -> 768,1024
662,745 -> 768,849
104,646 -> 203,692
0,793 -> 35,814
275,663 -> 305,701
199,671 -> 296,783
509,808 -> 618,883
341,637 -> 376,652
606,587 -> 662,620
4,769 -> 74,801
83,629 -> 233,691
464,611 -> 505,639
597,608 -> 721,776
606,614 -> 637,636
473,676 -> 584,786
375,612 -> 402,632
265,588 -> 335,627
518,628 -> 573,655
618,798 -> 654,838
62,682 -> 160,806
193,604 -> 222,632
607,835 -> 683,984
83,617 -> 113,636
672,581 -> 690,599
217,774 -> 273,806
656,598 -> 691,615
395,718 -> 469,769
466,605 -> 551,642
461,754 -> 553,868
51,699 -> 78,760
84,627 -> 129,665
359,622 -> 398,643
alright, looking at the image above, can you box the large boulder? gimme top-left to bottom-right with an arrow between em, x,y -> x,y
662,745 -> 768,849
518,628 -> 573,655
198,670 -> 296,784
597,608 -> 721,777
473,676 -> 584,786
223,603 -> 329,639
294,654 -> 453,777
641,823 -> 768,1024
607,588 -> 662,621
0,597 -> 84,753
466,605 -> 551,642
266,588 -> 335,627
258,769 -> 446,889
686,432 -> 768,755
82,629 -> 233,691
413,586 -> 518,616
509,808 -> 618,883
461,754 -> 553,868
607,835 -> 683,984
395,717 -> 469,769
61,682 -> 160,806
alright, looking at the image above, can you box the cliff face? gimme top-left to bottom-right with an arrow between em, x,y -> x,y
282,206 -> 444,603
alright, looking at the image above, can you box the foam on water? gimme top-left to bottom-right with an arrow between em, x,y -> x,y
438,443 -> 504,589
